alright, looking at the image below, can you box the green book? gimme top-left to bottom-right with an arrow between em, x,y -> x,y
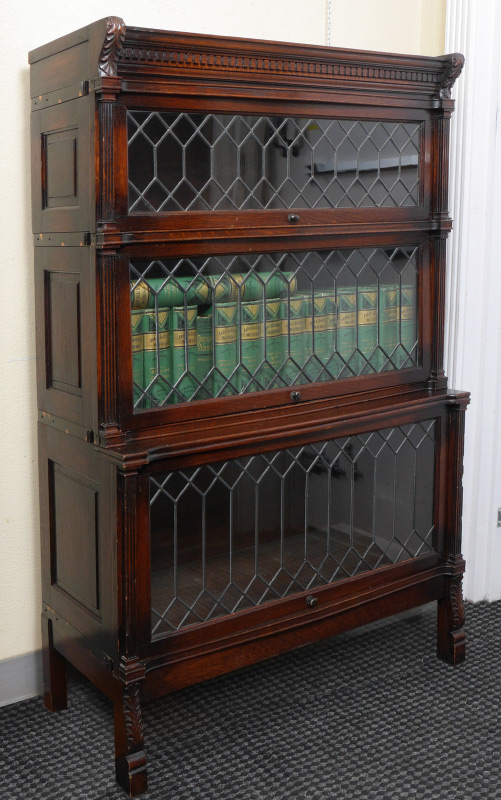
239,301 -> 264,393
143,309 -> 170,407
206,274 -> 241,304
299,294 -> 320,383
263,299 -> 284,388
169,306 -> 198,403
336,287 -> 357,377
131,309 -> 145,409
213,302 -> 238,396
131,276 -> 211,309
196,309 -> 213,398
280,296 -> 305,386
379,285 -> 399,371
312,292 -> 337,381
357,286 -> 378,374
234,271 -> 297,301
399,284 -> 417,368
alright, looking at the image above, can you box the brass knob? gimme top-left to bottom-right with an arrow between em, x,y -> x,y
287,213 -> 300,224
306,595 -> 318,608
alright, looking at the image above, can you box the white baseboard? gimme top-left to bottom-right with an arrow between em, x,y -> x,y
0,651 -> 43,707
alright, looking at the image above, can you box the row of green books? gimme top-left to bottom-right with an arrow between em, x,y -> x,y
132,285 -> 416,407
337,283 -> 417,375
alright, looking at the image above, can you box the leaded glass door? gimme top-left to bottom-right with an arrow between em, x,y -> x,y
149,419 -> 436,637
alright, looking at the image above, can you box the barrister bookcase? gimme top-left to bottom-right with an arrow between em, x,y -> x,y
29,18 -> 468,796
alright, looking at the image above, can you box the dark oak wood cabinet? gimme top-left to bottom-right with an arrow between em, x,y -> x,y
29,18 -> 468,796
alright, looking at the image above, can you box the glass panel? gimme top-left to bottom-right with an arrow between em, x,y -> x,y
130,247 -> 419,410
127,112 -> 421,212
150,420 -> 436,635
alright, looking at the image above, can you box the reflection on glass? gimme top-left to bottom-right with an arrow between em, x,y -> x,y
130,247 -> 419,410
128,112 -> 421,212
150,421 -> 436,635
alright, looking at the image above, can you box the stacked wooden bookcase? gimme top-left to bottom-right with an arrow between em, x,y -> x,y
29,18 -> 468,796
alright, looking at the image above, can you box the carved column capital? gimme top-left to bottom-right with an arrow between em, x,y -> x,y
439,53 -> 465,99
99,17 -> 126,78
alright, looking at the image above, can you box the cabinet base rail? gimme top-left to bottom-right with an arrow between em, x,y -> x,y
42,561 -> 465,797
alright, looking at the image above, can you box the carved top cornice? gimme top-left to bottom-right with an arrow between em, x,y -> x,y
112,24 -> 464,100
28,18 -> 464,104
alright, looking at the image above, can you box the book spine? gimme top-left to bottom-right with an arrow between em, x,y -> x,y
263,299 -> 284,388
313,292 -> 337,381
142,310 -> 156,408
169,306 -> 198,403
130,281 -> 151,310
379,285 -> 399,371
399,284 -> 417,367
143,309 -> 171,407
234,271 -> 298,301
157,310 -> 171,400
196,310 -> 213,398
280,296 -> 305,385
327,292 -> 339,378
131,309 -> 145,409
131,276 -> 211,309
336,287 -> 357,377
239,301 -> 264,392
213,302 -> 238,396
357,286 -> 378,374
301,295 -> 319,383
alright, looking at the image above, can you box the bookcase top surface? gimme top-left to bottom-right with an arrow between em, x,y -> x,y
28,16 -> 464,102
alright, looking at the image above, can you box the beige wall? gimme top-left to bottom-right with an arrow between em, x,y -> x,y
0,0 -> 445,663
330,0 -> 446,55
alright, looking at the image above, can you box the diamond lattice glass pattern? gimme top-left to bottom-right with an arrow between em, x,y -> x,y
127,112 -> 421,212
150,420 -> 436,635
130,247 -> 419,409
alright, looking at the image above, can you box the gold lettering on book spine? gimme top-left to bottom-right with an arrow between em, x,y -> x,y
172,329 -> 197,347
338,312 -> 356,328
241,323 -> 263,341
358,309 -> 377,326
214,326 -> 237,344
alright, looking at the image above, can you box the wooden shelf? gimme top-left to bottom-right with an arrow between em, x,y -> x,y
151,526 -> 395,634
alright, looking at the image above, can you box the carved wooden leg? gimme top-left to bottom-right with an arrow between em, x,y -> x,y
41,612 -> 67,712
437,575 -> 466,665
114,682 -> 147,797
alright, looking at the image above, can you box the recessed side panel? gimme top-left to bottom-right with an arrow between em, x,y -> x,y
51,463 -> 99,613
38,424 -> 117,657
48,272 -> 82,393
31,96 -> 92,233
35,246 -> 96,431
43,129 -> 78,209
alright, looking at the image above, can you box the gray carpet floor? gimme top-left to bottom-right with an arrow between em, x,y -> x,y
2,601 -> 500,799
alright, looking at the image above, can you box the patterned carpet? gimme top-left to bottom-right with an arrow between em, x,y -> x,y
2,601 -> 500,799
